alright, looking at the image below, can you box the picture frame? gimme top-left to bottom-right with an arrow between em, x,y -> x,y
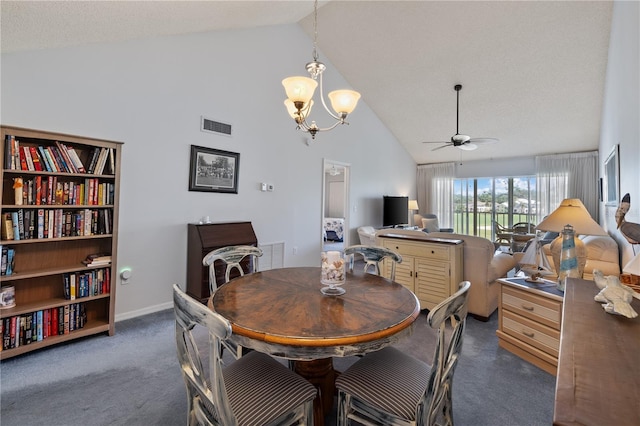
189,145 -> 240,193
603,144 -> 619,206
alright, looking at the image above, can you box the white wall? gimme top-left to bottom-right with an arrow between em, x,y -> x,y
599,0 -> 640,267
1,24 -> 416,319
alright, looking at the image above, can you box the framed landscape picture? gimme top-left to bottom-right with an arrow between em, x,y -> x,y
189,145 -> 239,193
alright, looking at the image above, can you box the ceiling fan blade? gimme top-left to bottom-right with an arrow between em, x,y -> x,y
469,137 -> 499,145
458,143 -> 478,151
422,141 -> 449,144
431,144 -> 451,152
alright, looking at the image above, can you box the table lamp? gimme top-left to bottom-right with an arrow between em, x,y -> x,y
535,198 -> 607,290
408,200 -> 419,226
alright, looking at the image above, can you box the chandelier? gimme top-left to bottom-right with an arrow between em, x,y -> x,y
282,0 -> 361,139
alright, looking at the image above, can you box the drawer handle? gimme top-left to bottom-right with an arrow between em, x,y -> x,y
521,305 -> 534,311
523,331 -> 534,338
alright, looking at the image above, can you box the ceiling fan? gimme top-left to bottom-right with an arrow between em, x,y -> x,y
423,84 -> 499,151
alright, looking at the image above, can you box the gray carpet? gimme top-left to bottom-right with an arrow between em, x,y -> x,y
0,308 -> 555,425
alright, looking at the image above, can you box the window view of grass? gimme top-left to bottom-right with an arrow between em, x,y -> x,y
453,177 -> 537,241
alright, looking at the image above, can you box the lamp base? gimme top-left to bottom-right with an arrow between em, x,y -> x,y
549,236 -> 587,278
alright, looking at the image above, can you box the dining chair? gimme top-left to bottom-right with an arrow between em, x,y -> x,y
203,245 -> 263,360
344,244 -> 402,281
172,284 -> 317,426
203,245 -> 263,294
335,280 -> 471,426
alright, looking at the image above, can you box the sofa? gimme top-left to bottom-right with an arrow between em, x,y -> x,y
427,231 -> 517,321
514,234 -> 620,280
413,213 -> 454,233
357,226 -> 377,246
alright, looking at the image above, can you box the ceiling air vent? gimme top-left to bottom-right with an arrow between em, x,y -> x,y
201,116 -> 232,137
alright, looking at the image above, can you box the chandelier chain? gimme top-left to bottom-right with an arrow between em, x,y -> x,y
312,0 -> 319,61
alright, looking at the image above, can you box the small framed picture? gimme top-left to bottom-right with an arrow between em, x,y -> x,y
189,145 -> 239,193
603,144 -> 619,206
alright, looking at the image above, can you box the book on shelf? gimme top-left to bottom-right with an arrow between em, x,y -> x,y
1,246 -> 6,276
2,213 -> 14,240
64,144 -> 86,173
10,211 -> 20,241
29,146 -> 43,171
18,146 -> 28,170
47,146 -> 66,173
6,248 -> 15,275
86,147 -> 101,173
22,146 -> 35,171
82,253 -> 111,266
37,146 -> 53,172
55,141 -> 77,173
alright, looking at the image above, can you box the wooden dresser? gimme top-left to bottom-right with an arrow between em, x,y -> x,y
553,278 -> 640,425
496,277 -> 564,375
377,233 -> 463,310
186,221 -> 257,303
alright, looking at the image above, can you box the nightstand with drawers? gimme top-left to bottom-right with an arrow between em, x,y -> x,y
496,277 -> 564,375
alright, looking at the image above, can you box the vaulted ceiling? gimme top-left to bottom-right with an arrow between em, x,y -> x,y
1,1 -> 613,165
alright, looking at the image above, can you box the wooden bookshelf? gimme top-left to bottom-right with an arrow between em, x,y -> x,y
0,125 -> 122,359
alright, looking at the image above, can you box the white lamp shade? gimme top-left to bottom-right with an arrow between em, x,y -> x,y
328,90 -> 361,115
623,253 -> 640,276
282,76 -> 317,104
408,200 -> 419,211
536,198 -> 607,236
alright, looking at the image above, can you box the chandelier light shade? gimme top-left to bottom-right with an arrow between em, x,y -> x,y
282,0 -> 361,139
282,77 -> 317,105
328,90 -> 361,115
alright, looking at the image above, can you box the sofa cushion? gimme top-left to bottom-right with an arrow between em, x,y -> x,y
421,218 -> 440,233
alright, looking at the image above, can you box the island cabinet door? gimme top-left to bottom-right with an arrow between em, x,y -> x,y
395,256 -> 415,291
415,258 -> 451,310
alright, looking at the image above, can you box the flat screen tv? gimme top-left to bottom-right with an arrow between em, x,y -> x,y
383,196 -> 409,227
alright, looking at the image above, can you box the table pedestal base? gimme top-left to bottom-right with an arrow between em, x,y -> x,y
293,358 -> 335,426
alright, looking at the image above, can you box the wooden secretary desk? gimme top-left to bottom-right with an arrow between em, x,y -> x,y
186,221 -> 258,303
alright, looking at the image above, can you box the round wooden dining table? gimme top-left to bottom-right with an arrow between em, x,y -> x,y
209,266 -> 420,425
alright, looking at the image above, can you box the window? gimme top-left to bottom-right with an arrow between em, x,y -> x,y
453,176 -> 537,240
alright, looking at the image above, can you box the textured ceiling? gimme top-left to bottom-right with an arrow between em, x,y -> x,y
1,0 -> 613,165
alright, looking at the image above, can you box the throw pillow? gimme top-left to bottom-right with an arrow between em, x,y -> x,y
422,218 -> 440,233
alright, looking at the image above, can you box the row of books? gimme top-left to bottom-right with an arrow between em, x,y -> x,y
1,208 -> 113,241
1,245 -> 15,276
1,303 -> 87,351
4,135 -> 115,175
63,268 -> 111,300
5,135 -> 85,173
13,176 -> 115,206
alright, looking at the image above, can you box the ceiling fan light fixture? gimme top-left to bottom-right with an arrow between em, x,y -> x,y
458,143 -> 477,151
452,134 -> 471,143
422,83 -> 499,152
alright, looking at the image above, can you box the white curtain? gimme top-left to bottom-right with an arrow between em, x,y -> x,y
416,163 -> 455,227
535,151 -> 599,221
